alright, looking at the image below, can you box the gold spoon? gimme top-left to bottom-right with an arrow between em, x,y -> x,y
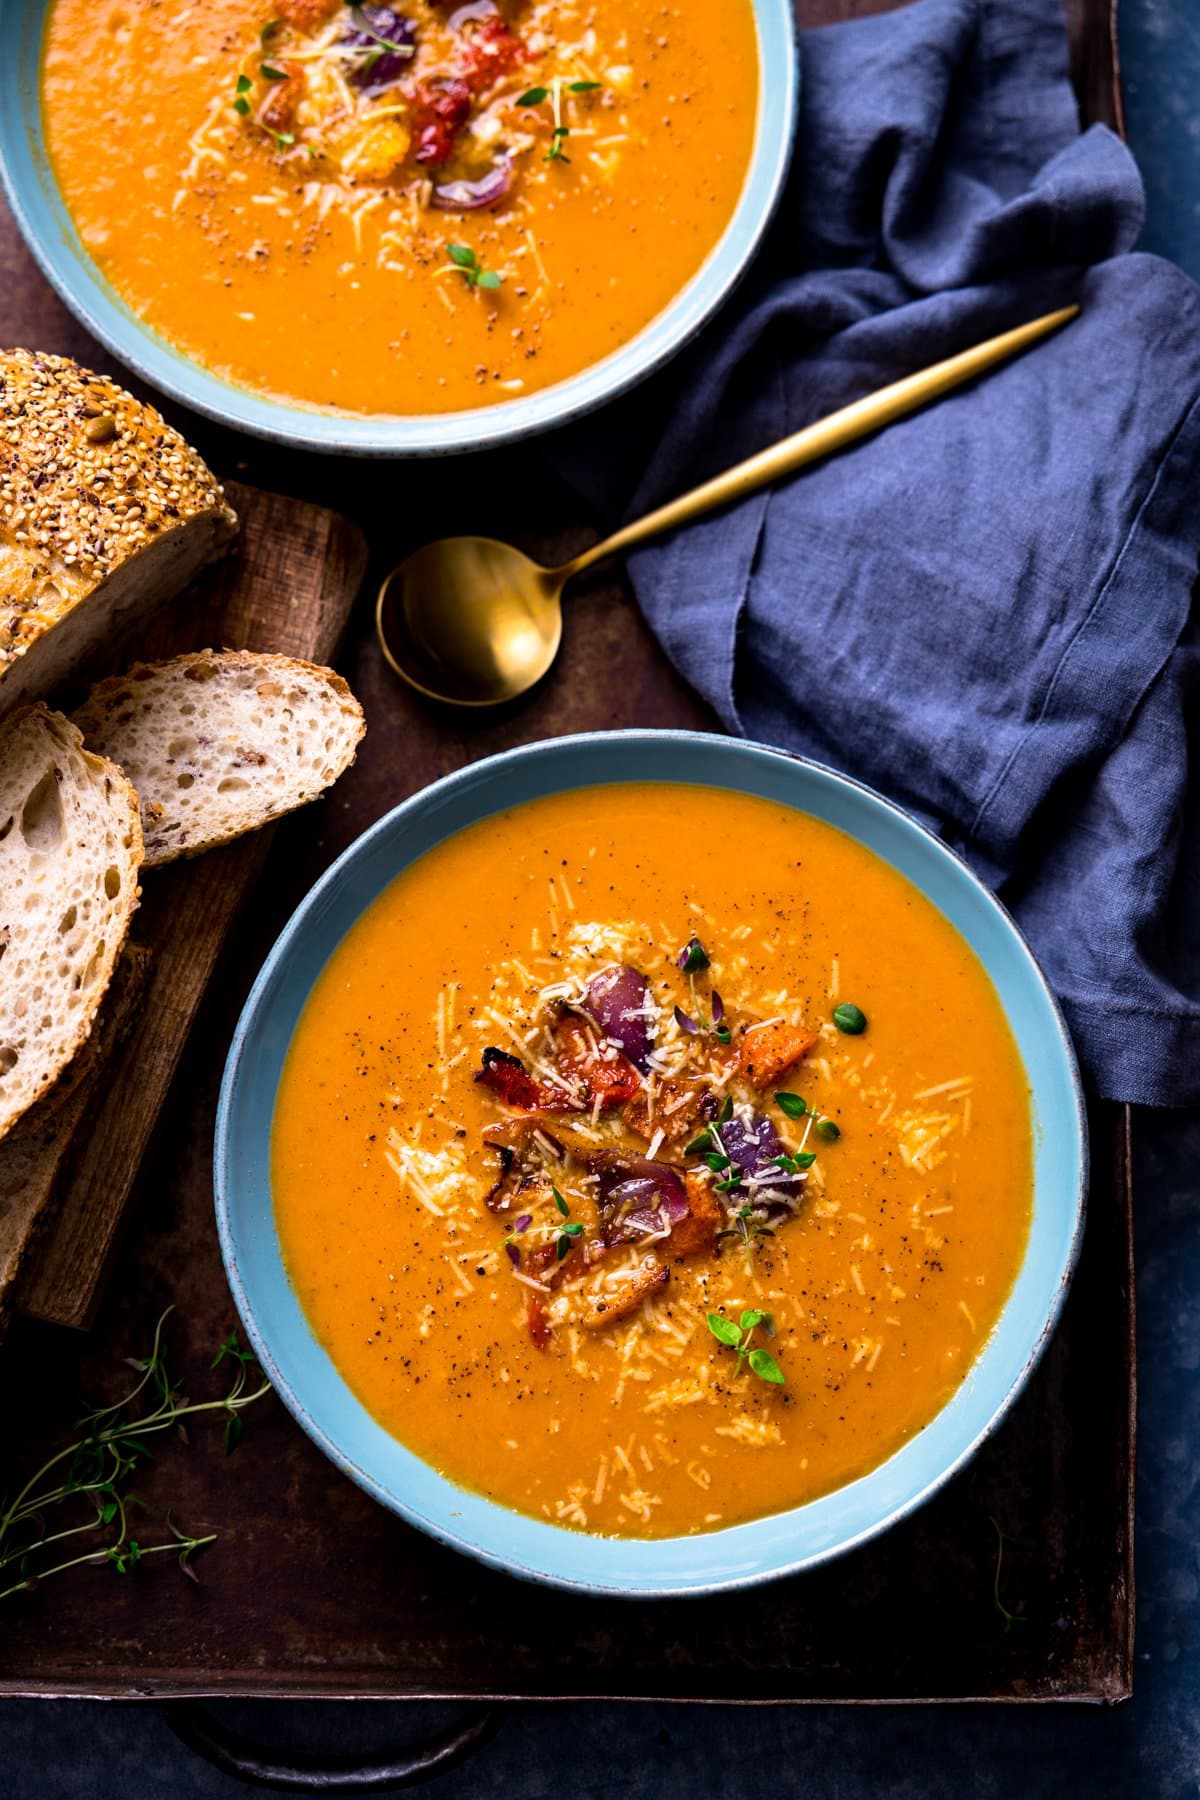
377,304 -> 1079,707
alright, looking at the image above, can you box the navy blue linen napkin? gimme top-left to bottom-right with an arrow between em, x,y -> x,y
562,0 -> 1200,1108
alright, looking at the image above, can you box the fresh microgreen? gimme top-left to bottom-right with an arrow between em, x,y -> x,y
705,1309 -> 785,1384
815,1117 -> 841,1142
268,130 -> 296,150
517,75 -> 598,164
551,1186 -> 584,1262
714,1175 -> 744,1194
677,935 -> 710,974
348,4 -> 412,53
0,1310 -> 270,1603
675,944 -> 729,1045
259,17 -> 281,45
260,61 -> 288,80
833,1002 -> 868,1035
772,1150 -> 816,1174
685,1128 -> 713,1155
444,243 -> 502,292
774,1091 -> 806,1119
233,72 -> 253,116
718,1096 -> 734,1124
716,1203 -> 775,1271
704,1151 -> 732,1173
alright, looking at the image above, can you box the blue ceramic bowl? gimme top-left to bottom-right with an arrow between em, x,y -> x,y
0,2 -> 797,455
216,731 -> 1087,1598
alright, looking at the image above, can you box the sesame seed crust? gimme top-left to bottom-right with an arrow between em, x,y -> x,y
0,349 -> 237,672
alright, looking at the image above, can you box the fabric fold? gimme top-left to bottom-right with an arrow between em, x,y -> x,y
558,0 -> 1200,1105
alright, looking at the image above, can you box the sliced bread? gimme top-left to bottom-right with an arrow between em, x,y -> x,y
73,650 -> 366,866
0,705 -> 143,1142
0,349 -> 237,719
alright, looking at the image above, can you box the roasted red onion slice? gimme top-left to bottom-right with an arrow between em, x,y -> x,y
447,0 -> 497,26
341,6 -> 417,95
718,1114 -> 805,1207
589,1154 -> 688,1246
430,155 -> 514,210
583,964 -> 654,1072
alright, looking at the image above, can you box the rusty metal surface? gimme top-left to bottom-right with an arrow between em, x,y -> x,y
0,0 -> 1132,1705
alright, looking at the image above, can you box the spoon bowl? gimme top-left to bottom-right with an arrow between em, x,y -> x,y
376,537 -> 563,707
376,307 -> 1080,707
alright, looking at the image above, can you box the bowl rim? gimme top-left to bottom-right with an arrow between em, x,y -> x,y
0,0 -> 799,456
215,728 -> 1088,1598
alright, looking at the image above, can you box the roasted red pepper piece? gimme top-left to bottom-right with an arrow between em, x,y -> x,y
461,16 -> 527,88
258,58 -> 305,134
555,1017 -> 640,1109
412,77 -> 473,165
475,1046 -> 543,1108
526,1292 -> 551,1350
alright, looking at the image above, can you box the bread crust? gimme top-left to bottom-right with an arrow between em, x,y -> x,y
0,349 -> 237,709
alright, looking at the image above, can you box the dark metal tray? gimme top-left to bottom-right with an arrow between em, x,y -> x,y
0,0 -> 1132,1711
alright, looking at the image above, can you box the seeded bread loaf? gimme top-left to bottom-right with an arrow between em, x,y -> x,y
0,350 -> 237,719
0,705 -> 143,1142
73,650 -> 366,866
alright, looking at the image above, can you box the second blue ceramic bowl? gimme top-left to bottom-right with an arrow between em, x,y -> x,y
0,1 -> 797,454
215,730 -> 1087,1598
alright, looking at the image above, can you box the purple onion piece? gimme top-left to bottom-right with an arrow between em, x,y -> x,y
674,1005 -> 699,1036
718,1114 -> 805,1208
589,1155 -> 688,1246
504,1241 -> 521,1268
447,0 -> 497,26
514,1213 -> 532,1233
711,989 -> 725,1025
430,155 -> 514,211
583,964 -> 654,1072
341,7 -> 417,95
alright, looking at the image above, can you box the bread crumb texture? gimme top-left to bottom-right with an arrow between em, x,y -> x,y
74,650 -> 366,865
0,348 -> 236,670
0,704 -> 143,1141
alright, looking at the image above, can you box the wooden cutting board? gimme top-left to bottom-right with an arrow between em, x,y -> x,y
1,481 -> 367,1331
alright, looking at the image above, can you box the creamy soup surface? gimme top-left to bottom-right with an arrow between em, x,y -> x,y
271,784 -> 1032,1538
42,0 -> 759,415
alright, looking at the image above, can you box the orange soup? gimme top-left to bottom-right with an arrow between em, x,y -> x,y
271,784 -> 1033,1538
41,1 -> 759,414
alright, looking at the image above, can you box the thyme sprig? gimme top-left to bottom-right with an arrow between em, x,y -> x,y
444,243 -> 503,292
715,1203 -> 775,1271
706,1309 -> 785,1384
0,1309 -> 270,1602
673,933 -> 731,1045
552,1186 -> 585,1262
517,78 -> 601,164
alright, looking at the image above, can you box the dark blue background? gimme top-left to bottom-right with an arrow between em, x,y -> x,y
5,1 -> 1199,1792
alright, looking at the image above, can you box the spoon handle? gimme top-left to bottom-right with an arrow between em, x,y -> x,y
562,303 -> 1080,580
